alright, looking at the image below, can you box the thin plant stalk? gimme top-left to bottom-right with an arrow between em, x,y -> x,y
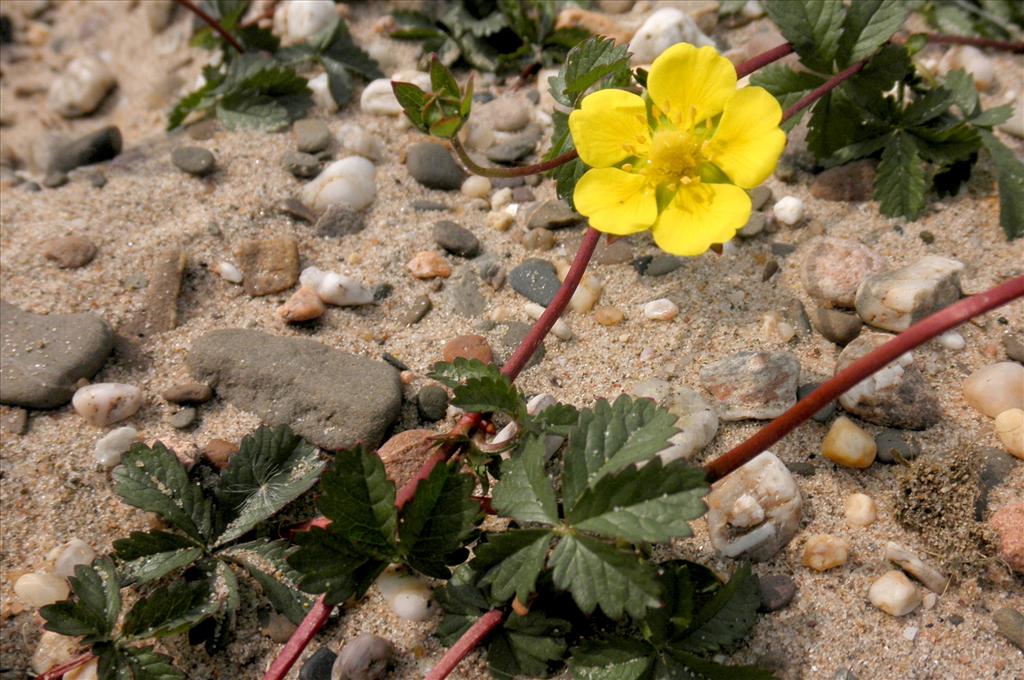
425,610 -> 507,680
783,59 -> 866,122
920,32 -> 1024,53
735,42 -> 794,78
450,137 -> 579,178
36,653 -> 93,680
174,0 -> 245,54
261,595 -> 333,680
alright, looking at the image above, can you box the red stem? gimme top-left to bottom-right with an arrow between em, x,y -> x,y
782,59 -> 866,122
425,610 -> 506,680
262,595 -> 332,680
174,0 -> 245,54
704,275 -> 1024,482
921,33 -> 1024,53
35,653 -> 92,680
735,42 -> 794,79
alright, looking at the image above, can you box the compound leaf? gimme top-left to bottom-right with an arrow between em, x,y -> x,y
549,533 -> 660,620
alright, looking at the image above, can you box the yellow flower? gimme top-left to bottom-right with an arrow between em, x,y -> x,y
568,44 -> 786,255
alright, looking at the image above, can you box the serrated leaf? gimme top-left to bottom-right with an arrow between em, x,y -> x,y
944,69 -> 979,118
288,527 -> 387,605
530,403 -> 578,436
561,395 -> 679,510
114,444 -> 213,543
749,64 -> 825,132
451,374 -> 525,421
314,18 -> 383,81
902,88 -> 956,127
214,425 -> 324,546
322,57 -> 354,106
567,458 -> 707,543
122,579 -> 216,640
428,358 -> 503,388
492,435 -> 559,524
434,567 -> 492,645
487,611 -> 570,679
875,131 -> 927,220
979,129 -> 1024,240
836,0 -> 909,67
570,636 -> 655,680
675,563 -> 760,654
222,538 -> 314,625
216,95 -> 292,131
316,446 -> 397,552
392,80 -> 430,130
121,646 -> 185,680
806,90 -> 865,160
824,134 -> 890,167
167,78 -> 218,130
763,0 -> 846,72
398,460 -> 480,578
550,534 -> 660,619
198,560 -> 240,653
662,650 -> 777,680
548,36 -> 631,109
473,529 -> 553,604
40,558 -> 120,644
544,109 -> 587,208
911,122 -> 981,166
971,103 -> 1013,128
113,530 -> 204,585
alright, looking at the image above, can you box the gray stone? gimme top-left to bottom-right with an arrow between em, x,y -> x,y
486,126 -> 541,163
432,221 -> 480,258
854,256 -> 963,332
42,171 -> 68,188
508,259 -> 560,306
0,407 -> 28,435
87,171 -> 106,188
48,126 -> 122,173
315,205 -> 365,238
749,184 -> 773,210
993,607 -> 1024,651
279,196 -> 316,223
762,259 -> 779,282
284,151 -> 320,178
43,235 -> 97,269
770,242 -> 797,257
797,382 -> 836,423
294,119 -> 331,153
644,255 -> 682,277
811,160 -> 875,202
168,407 -> 196,429
786,461 -> 816,476
700,351 -> 800,420
1002,334 -> 1024,364
874,429 -> 920,464
511,186 -> 536,203
162,381 -> 213,404
399,295 -> 432,326
417,385 -> 448,422
186,118 -> 220,141
447,268 -> 486,318
235,239 -> 299,296
121,249 -> 187,337
0,301 -> 114,408
332,634 -> 394,680
187,329 -> 402,451
406,143 -> 466,190
527,200 -> 584,230
739,212 -> 766,238
808,306 -> 862,345
758,574 -> 796,611
300,647 -> 336,680
975,447 -> 1016,520
800,237 -> 886,308
592,237 -> 634,265
171,146 -> 215,176
833,670 -> 857,680
502,322 -> 544,370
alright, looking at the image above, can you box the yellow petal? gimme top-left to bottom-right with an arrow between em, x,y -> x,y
704,86 -> 787,188
647,44 -> 736,131
573,167 -> 657,235
568,89 -> 651,168
651,183 -> 750,256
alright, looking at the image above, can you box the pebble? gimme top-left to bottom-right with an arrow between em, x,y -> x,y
700,351 -> 800,420
993,608 -> 1024,651
417,386 -> 449,422
171,146 -> 215,176
406,142 -> 465,190
555,262 -> 603,313
332,634 -> 395,680
976,447 -> 1016,519
802,534 -> 849,571
526,200 -> 584,230
235,238 -> 300,296
262,611 -> 296,644
188,329 -> 401,450
990,503 -> 1024,573
592,238 -> 634,265
644,255 -> 683,277
48,55 -> 115,117
42,171 -> 68,188
761,312 -> 796,343
1003,334 -> 1024,363
461,175 -> 491,199
279,196 -> 317,223
995,408 -> 1024,459
0,407 -> 28,435
524,302 -> 572,341
203,439 -> 239,469
524,228 -> 556,252
446,268 -> 486,317
400,295 -> 432,326
338,123 -> 384,161
485,210 -> 514,232
300,648 -> 337,680
432,221 -> 480,258
486,128 -> 540,163
360,73 -> 430,115
773,196 -> 805,226
477,94 -> 532,133
66,660 -> 98,680
874,429 -> 920,464
442,334 -> 493,364
490,187 -> 513,210
375,567 -> 434,621
822,416 -> 876,468
94,425 -> 138,468
87,171 -> 106,188
216,261 -> 243,284
52,539 -> 96,578
72,383 -> 142,426
301,157 -> 377,211
166,406 -> 195,429
294,119 -> 332,153
844,493 -> 877,527
706,452 -> 802,560
511,186 -> 535,203
284,151 -> 320,178
758,574 -> 796,611
642,298 -> 678,321
659,388 -> 719,462
797,382 -> 836,423
502,322 -> 544,369
509,259 -> 561,306
800,237 -> 887,308
937,330 -> 965,350
315,205 -> 366,238
868,570 -> 921,616
308,72 -> 336,113
594,306 -> 624,326
884,542 -> 948,593
836,334 -> 940,429
739,212 -> 766,238
276,286 -> 324,324
407,251 -> 451,279
14,572 -> 70,608
902,626 -> 918,642
938,45 -> 994,90
810,160 -> 875,201
627,7 -> 714,65
47,126 -> 122,173
855,256 -> 964,332
808,305 -> 863,345
962,362 -> 1024,418
31,631 -> 80,675
43,235 -> 97,268
274,0 -> 336,44
122,248 -> 187,335
300,267 -> 374,306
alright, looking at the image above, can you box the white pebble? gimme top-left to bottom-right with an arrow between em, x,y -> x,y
273,0 -> 336,45
300,156 -> 376,212
486,210 -> 514,232
490,187 -> 513,210
216,261 -> 243,284
14,572 -> 70,608
360,72 -> 430,115
375,568 -> 433,621
339,123 -> 384,161
923,592 -> 938,609
937,331 -> 965,350
939,45 -> 994,91
643,298 -> 678,321
523,302 -> 573,341
627,8 -> 714,65
868,570 -> 921,616
94,426 -> 139,468
773,196 -> 805,226
902,626 -> 919,641
555,260 -> 603,313
307,73 -> 337,113
461,175 -> 491,199
802,534 -> 849,571
48,55 -> 116,117
844,493 -> 877,527
299,266 -> 374,306
64,658 -> 98,680
73,383 -> 142,427
53,539 -> 96,579
32,630 -> 79,675
995,408 -> 1024,460
962,362 -> 1024,418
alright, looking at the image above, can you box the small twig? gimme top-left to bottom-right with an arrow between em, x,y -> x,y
782,59 -> 866,122
262,595 -> 332,680
920,32 -> 1024,53
704,275 -> 1024,482
35,653 -> 93,680
425,610 -> 506,680
735,42 -> 794,79
450,136 -> 579,178
174,0 -> 245,54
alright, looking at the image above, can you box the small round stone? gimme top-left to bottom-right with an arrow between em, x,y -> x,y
216,262 -> 243,284
461,175 -> 491,199
203,439 -> 239,470
406,142 -> 466,190
52,539 -> 96,578
873,429 -> 920,464
643,298 -> 678,321
594,306 -> 624,326
758,574 -> 796,611
284,151 -> 320,178
299,647 -> 337,680
72,383 -> 143,426
821,416 -> 876,468
43,235 -> 97,268
332,634 -> 395,680
407,251 -> 451,279
868,570 -> 921,616
442,334 -> 493,364
94,426 -> 138,468
162,381 -> 213,404
14,572 -> 70,608
773,196 -> 805,226
293,119 -> 332,153
993,607 -> 1024,651
485,210 -> 514,232
432,221 -> 480,258
523,228 -> 555,251
802,534 -> 849,571
995,408 -> 1024,459
963,362 -> 1024,418
171,146 -> 215,176
168,407 -> 197,429
277,285 -> 326,323
844,493 -> 877,527
417,385 -> 449,422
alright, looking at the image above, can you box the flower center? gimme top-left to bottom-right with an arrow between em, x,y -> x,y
639,127 -> 705,189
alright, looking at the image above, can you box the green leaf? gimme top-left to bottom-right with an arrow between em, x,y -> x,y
806,90 -> 866,160
979,130 -> 1024,240
113,531 -> 204,585
836,0 -> 909,66
676,563 -> 761,654
763,0 -> 846,72
122,579 -> 216,639
428,358 -> 503,388
567,458 -> 707,543
398,460 -> 481,579
434,566 -> 492,646
487,611 -> 570,679
167,77 -> 218,130
222,538 -> 314,625
288,527 -> 387,605
492,435 -> 559,525
121,646 -> 185,680
473,529 -> 553,603
561,395 -> 679,510
216,95 -> 291,131
530,402 -> 578,436
430,56 -> 461,98
429,115 -> 464,139
314,18 -> 383,81
570,636 -> 655,680
971,103 -> 1013,128
548,36 -> 631,108
874,131 -> 927,220
321,57 -> 354,106
902,87 -> 956,127
392,80 -> 430,130
214,425 -> 324,546
114,443 -> 214,543
944,69 -> 979,118
544,109 -> 587,208
662,650 -> 777,680
824,134 -> 890,167
316,446 -> 397,552
450,374 -> 525,421
199,560 -> 240,653
40,558 -> 120,644
549,533 -> 660,619
749,64 -> 825,132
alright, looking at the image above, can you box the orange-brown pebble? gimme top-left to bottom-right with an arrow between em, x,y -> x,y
990,503 -> 1024,573
203,438 -> 239,470
400,370 -> 415,385
594,306 -> 624,326
443,334 -> 494,364
407,251 -> 451,279
276,285 -> 325,323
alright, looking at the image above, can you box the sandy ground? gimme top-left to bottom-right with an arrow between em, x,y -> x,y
1,1 -> 1023,679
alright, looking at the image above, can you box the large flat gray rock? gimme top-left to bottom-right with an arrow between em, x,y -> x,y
0,301 -> 114,408
187,329 -> 401,450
